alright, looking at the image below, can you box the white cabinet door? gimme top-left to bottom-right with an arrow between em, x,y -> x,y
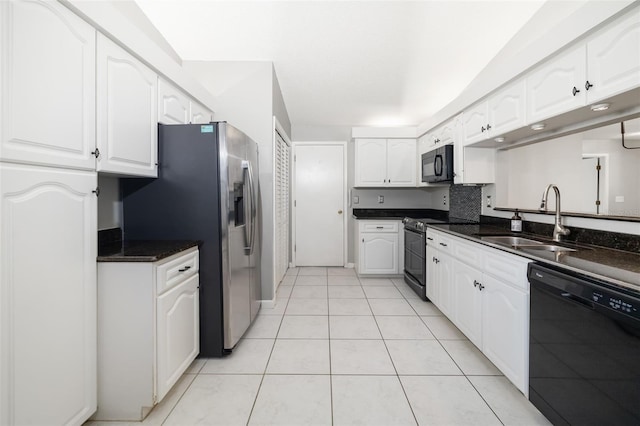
452,259 -> 483,347
482,274 -> 528,394
355,139 -> 386,186
360,233 -> 398,274
158,78 -> 189,124
586,10 -> 640,103
0,0 -> 96,170
190,100 -> 212,124
97,34 -> 158,177
436,252 -> 454,318
0,163 -> 97,425
425,245 -> 438,303
527,45 -> 586,124
156,273 -> 199,402
462,101 -> 489,145
488,79 -> 527,137
386,139 -> 416,186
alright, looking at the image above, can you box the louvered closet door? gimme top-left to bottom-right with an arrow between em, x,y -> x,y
274,131 -> 290,286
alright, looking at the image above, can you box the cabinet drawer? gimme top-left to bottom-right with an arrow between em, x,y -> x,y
359,221 -> 399,233
454,239 -> 483,270
157,248 -> 199,295
483,249 -> 530,291
436,233 -> 453,253
426,229 -> 438,247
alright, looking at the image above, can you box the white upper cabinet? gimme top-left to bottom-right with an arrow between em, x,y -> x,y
462,102 -> 490,145
386,139 -> 416,186
488,79 -> 527,137
0,163 -> 97,425
190,100 -> 212,124
158,78 -> 190,124
527,44 -> 587,124
354,138 -> 416,187
586,10 -> 640,103
0,0 -> 96,170
354,139 -> 387,186
97,34 -> 158,177
158,78 -> 213,125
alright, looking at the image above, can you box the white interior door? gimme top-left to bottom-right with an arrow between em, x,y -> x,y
294,143 -> 345,266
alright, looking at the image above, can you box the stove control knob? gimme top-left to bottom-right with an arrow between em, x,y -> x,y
417,222 -> 424,231
402,218 -> 409,224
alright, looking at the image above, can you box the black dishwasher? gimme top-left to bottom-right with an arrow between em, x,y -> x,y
528,263 -> 640,426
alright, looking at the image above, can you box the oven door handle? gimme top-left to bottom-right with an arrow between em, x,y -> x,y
404,227 -> 425,237
434,154 -> 443,177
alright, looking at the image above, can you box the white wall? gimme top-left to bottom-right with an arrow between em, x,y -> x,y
97,176 -> 122,231
183,61 -> 291,301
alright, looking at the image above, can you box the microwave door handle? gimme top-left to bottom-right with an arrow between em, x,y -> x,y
434,155 -> 443,176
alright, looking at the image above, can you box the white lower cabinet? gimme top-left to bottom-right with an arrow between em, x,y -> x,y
95,247 -> 200,421
0,163 -> 97,425
355,220 -> 404,275
481,274 -> 528,392
426,227 -> 530,394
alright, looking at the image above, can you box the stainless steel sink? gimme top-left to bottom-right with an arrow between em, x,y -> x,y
480,236 -> 544,246
480,235 -> 578,252
518,244 -> 576,253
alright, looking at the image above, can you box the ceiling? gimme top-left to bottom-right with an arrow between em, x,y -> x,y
135,0 -> 547,128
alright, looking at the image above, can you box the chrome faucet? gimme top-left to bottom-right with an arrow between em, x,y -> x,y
540,184 -> 570,242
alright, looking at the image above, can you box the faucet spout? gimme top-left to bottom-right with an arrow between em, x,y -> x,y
540,184 -> 570,242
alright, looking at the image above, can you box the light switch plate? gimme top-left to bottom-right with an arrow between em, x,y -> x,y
353,196 -> 359,204
378,195 -> 384,203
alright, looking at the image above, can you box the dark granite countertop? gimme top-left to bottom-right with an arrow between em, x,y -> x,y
97,240 -> 200,262
352,208 -> 449,221
429,224 -> 640,294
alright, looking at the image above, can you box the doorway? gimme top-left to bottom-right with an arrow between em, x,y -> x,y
292,142 -> 347,266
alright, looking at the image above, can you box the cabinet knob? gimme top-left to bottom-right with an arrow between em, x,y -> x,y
92,187 -> 100,197
91,148 -> 100,159
572,86 -> 580,96
585,80 -> 593,90
481,126 -> 486,133
486,124 -> 491,131
478,283 -> 485,291
338,210 -> 343,214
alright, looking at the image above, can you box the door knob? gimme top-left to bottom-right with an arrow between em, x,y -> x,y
338,210 -> 343,214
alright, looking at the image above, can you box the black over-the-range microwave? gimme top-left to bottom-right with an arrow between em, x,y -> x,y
421,144 -> 454,183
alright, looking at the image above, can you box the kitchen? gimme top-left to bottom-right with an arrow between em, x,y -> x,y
1,0 -> 639,425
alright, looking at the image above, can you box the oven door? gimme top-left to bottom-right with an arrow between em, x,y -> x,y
404,228 -> 425,285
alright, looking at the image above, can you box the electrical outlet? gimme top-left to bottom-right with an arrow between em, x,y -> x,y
378,195 -> 384,204
443,195 -> 447,206
353,195 -> 359,204
486,195 -> 492,207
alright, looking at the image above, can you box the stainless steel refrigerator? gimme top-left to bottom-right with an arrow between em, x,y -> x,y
122,122 -> 261,357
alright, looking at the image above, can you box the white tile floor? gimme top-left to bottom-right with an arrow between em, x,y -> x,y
87,266 -> 551,426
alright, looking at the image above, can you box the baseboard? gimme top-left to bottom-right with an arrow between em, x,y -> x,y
261,298 -> 276,309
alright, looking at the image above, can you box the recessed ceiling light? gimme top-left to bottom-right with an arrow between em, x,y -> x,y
494,137 -> 505,143
531,123 -> 545,131
590,103 -> 610,112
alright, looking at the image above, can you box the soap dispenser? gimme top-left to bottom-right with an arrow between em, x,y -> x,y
511,209 -> 522,233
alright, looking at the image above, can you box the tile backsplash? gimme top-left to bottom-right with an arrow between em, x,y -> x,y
449,185 -> 481,222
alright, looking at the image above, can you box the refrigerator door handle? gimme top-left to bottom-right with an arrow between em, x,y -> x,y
242,160 -> 256,253
247,163 -> 257,253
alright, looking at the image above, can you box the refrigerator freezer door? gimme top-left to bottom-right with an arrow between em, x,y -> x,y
221,123 -> 251,349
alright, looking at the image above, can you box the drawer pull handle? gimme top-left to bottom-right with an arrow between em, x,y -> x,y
439,242 -> 447,247
376,226 -> 384,229
179,266 -> 192,272
427,237 -> 434,241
